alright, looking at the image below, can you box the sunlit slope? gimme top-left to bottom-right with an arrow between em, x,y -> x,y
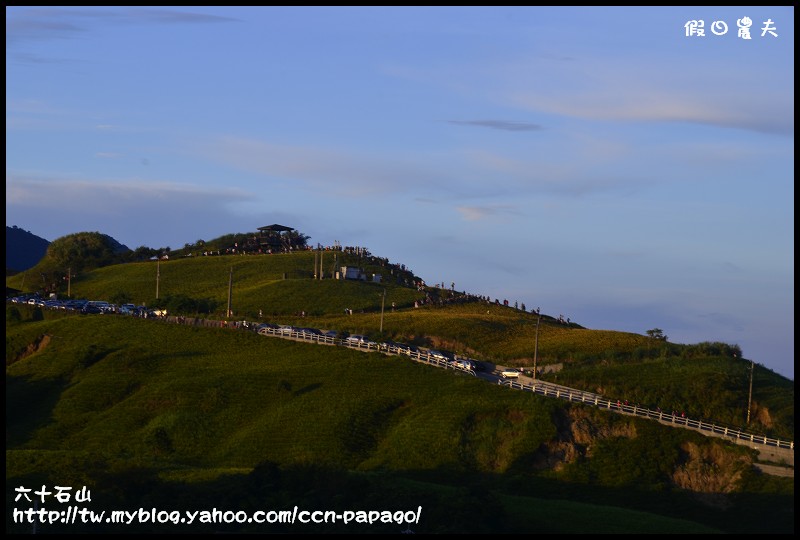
7,252 -> 793,440
6,313 -> 793,534
7,316 -> 559,471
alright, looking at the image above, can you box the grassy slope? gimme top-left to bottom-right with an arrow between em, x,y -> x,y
7,252 -> 793,440
6,313 -> 794,533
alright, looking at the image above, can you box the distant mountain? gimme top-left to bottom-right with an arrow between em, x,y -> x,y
6,226 -> 50,273
6,228 -> 133,276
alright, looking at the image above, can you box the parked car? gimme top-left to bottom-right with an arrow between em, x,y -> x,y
427,349 -> 450,362
382,341 -> 418,356
81,304 -> 103,314
256,322 -> 278,333
398,344 -> 420,356
500,368 -> 521,379
450,358 -> 475,371
346,335 -> 376,346
296,328 -> 322,338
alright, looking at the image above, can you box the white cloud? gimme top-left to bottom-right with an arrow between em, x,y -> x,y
505,54 -> 793,136
456,204 -> 518,221
199,136 -> 453,198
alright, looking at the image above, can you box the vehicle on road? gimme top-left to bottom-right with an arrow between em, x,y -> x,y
450,358 -> 475,371
500,368 -> 521,379
296,327 -> 322,338
346,335 -> 377,346
427,349 -> 450,362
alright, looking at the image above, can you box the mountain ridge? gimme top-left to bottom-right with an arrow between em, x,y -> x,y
6,225 -> 50,273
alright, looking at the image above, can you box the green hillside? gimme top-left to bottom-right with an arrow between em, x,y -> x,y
6,312 -> 793,533
6,238 -> 794,533
7,249 -> 793,440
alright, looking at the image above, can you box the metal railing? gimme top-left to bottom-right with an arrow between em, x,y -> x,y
497,379 -> 794,450
19,300 -> 790,451
257,326 -> 793,450
257,327 -> 476,375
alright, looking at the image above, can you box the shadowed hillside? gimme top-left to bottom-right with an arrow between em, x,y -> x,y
5,310 -> 794,533
5,231 -> 793,533
6,243 -> 793,441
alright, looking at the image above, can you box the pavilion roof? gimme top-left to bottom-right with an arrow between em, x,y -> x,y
257,224 -> 294,232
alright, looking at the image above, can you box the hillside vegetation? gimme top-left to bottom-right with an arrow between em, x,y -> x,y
6,234 -> 793,533
7,247 -> 793,440
5,310 -> 793,533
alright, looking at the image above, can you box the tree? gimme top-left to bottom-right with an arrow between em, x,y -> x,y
46,232 -> 120,272
129,245 -> 158,262
110,291 -> 133,306
646,328 -> 668,341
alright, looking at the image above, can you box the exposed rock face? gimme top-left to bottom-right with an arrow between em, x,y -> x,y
531,407 -> 636,471
531,406 -> 755,500
752,402 -> 773,428
8,334 -> 51,366
672,441 -> 750,494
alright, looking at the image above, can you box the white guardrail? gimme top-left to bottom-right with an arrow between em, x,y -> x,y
258,326 -> 793,451
13,299 -> 791,453
497,378 -> 794,450
258,327 -> 477,375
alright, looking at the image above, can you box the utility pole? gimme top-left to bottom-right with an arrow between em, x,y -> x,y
226,266 -> 233,318
67,267 -> 71,298
320,249 -> 324,279
380,288 -> 386,333
156,259 -> 160,299
533,309 -> 541,380
746,358 -> 754,425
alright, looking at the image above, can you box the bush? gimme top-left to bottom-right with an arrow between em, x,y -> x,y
7,306 -> 22,323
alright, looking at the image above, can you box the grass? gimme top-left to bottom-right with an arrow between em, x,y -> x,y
497,491 -> 722,533
7,249 -> 794,443
6,248 -> 794,533
6,311 -> 794,533
7,315 -> 558,471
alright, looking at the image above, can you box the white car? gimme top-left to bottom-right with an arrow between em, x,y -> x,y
427,350 -> 450,362
346,335 -> 376,346
500,368 -> 521,379
449,359 -> 474,371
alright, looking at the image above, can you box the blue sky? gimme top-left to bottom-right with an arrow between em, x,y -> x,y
6,6 -> 794,379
